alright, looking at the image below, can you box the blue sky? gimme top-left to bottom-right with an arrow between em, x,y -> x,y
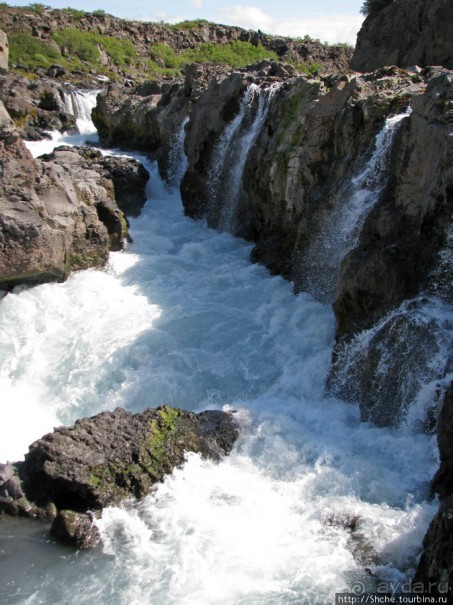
6,1 -> 365,43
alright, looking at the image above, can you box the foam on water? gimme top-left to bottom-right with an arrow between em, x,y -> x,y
0,148 -> 439,603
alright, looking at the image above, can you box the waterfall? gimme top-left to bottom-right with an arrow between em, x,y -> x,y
59,89 -> 100,135
207,82 -> 282,232
166,116 -> 189,189
301,108 -> 411,301
329,295 -> 453,428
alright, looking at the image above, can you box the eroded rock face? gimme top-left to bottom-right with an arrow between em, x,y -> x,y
181,64 -> 422,281
0,107 -> 148,289
0,73 -> 78,139
351,0 -> 453,72
92,62 -> 233,179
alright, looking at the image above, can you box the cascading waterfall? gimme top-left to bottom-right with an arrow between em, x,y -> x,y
26,89 -> 100,157
329,225 -> 453,428
0,104 -> 444,604
59,89 -> 100,135
207,82 -> 282,232
329,295 -> 453,428
166,116 -> 189,189
301,108 -> 412,301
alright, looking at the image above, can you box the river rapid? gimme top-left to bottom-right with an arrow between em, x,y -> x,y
0,108 -> 440,605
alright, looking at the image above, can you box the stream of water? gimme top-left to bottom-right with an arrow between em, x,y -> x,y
0,92 -> 441,605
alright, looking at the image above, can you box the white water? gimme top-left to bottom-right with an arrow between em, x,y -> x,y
59,89 -> 101,135
167,116 -> 189,188
302,109 -> 411,301
0,97 -> 440,604
208,83 -> 281,231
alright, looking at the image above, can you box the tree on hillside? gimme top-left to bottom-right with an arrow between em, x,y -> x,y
360,0 -> 394,16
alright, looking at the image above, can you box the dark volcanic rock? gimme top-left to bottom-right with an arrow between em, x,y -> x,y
50,510 -> 102,549
432,385 -> 453,501
0,73 -> 77,140
351,0 -> 453,72
21,406 -> 239,512
333,73 -> 453,338
415,386 -> 453,599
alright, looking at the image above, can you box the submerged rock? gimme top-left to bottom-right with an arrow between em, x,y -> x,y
50,510 -> 102,549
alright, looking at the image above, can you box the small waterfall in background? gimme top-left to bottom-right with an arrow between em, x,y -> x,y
166,116 -> 189,189
301,108 -> 412,302
59,89 -> 100,135
26,89 -> 100,157
207,82 -> 282,232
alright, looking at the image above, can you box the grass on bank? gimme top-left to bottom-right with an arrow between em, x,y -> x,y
4,4 -> 343,80
9,29 -> 138,74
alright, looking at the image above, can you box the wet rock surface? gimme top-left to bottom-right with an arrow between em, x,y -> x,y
415,386 -> 453,599
0,406 -> 239,548
21,406 -> 238,512
333,73 -> 452,339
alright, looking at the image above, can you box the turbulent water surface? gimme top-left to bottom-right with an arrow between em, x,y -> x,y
0,98 -> 441,605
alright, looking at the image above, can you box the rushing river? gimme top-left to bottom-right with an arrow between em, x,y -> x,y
0,104 -> 440,604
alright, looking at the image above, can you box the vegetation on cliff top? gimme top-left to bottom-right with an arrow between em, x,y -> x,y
3,2 -> 351,80
360,0 -> 394,16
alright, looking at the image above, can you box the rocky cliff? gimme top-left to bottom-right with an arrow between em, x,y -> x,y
0,5 -> 352,82
351,0 -> 453,72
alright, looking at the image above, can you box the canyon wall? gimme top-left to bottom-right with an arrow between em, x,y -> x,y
351,0 -> 453,72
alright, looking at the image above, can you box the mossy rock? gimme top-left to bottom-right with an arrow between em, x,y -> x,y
21,406 -> 239,512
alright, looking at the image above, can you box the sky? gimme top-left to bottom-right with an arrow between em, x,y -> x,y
6,1 -> 365,44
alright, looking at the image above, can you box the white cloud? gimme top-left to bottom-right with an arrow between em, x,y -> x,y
220,5 -> 364,45
190,0 -> 204,8
222,6 -> 275,32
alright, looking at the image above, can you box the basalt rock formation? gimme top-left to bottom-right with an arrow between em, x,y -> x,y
0,72 -> 78,139
333,71 -> 453,337
0,103 -> 148,289
415,385 -> 453,599
0,406 -> 239,548
351,0 -> 453,72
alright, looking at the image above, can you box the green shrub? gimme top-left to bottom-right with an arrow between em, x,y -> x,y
9,33 -> 62,68
97,35 -> 136,66
149,40 -> 278,73
64,7 -> 86,19
52,28 -> 137,68
28,3 -> 49,13
53,28 -> 100,63
360,0 -> 393,16
168,19 -> 210,31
